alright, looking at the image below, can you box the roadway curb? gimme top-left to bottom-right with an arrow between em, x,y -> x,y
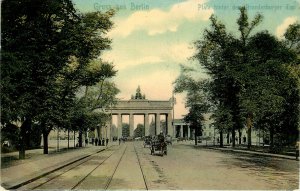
5,146 -> 111,190
204,147 -> 296,160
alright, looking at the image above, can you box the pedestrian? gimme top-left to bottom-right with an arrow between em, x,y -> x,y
85,138 -> 88,146
102,138 -> 105,146
106,138 -> 109,146
95,138 -> 98,146
296,141 -> 299,161
119,138 -> 121,145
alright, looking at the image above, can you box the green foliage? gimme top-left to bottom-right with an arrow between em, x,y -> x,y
134,124 -> 145,138
284,22 -> 300,53
122,123 -> 130,137
188,6 -> 299,147
174,65 -> 210,134
1,0 -> 118,154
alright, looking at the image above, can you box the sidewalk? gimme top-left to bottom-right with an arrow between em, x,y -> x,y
1,142 -> 118,189
173,140 -> 297,160
207,146 -> 296,160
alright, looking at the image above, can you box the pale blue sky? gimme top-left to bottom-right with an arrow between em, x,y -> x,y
72,0 -> 299,120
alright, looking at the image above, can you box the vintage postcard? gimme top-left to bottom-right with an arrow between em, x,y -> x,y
1,0 -> 299,190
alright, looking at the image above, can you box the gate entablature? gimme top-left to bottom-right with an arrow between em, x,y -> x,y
111,100 -> 172,114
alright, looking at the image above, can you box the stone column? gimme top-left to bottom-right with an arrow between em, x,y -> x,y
117,113 -> 122,138
167,113 -> 173,136
130,113 -> 134,137
180,125 -> 183,137
155,113 -> 161,135
173,125 -> 176,138
144,113 -> 149,136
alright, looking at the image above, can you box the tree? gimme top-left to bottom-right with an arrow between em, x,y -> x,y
1,0 -> 115,158
36,9 -> 115,153
191,7 -> 299,151
209,103 -> 234,147
282,23 -> 300,146
174,65 -> 210,145
1,0 -> 80,159
134,124 -> 145,138
239,31 -> 297,149
122,123 -> 130,138
75,60 -> 119,147
193,12 -> 249,147
284,23 -> 300,54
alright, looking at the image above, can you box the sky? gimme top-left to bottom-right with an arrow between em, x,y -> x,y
72,0 -> 299,123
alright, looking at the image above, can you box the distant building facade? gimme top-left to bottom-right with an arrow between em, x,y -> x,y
173,114 -> 265,146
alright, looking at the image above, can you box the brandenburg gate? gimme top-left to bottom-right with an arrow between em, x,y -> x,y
110,86 -> 174,138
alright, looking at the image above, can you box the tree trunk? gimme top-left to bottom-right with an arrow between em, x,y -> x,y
79,129 -> 83,147
232,128 -> 236,147
42,123 -> 51,154
74,131 -> 76,147
246,113 -> 252,149
194,126 -> 197,146
68,128 -> 70,149
270,127 -> 274,149
219,129 -> 223,147
19,118 -> 31,159
247,127 -> 252,149
238,129 -> 242,145
19,129 -> 26,159
43,130 -> 49,154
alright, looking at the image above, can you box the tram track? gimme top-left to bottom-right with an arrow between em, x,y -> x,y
37,145 -> 128,190
103,142 -> 148,190
15,143 -> 149,190
10,147 -> 108,190
17,145 -> 122,190
71,146 -> 127,190
103,146 -> 127,190
133,142 -> 149,190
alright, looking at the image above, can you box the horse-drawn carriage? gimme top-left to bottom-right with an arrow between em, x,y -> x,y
143,136 -> 152,148
150,135 -> 167,156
